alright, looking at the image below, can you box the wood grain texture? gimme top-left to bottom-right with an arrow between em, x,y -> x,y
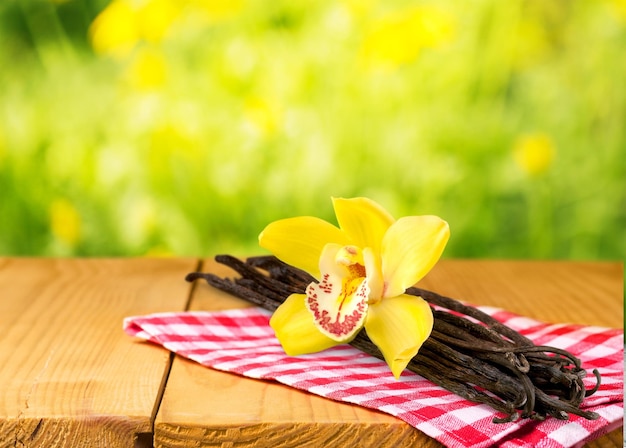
0,257 -> 197,447
156,259 -> 623,448
156,357 -> 440,448
418,260 -> 623,328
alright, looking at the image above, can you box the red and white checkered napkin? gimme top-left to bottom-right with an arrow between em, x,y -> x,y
124,306 -> 623,448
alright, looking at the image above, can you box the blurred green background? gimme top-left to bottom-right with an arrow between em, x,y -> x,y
0,0 -> 624,260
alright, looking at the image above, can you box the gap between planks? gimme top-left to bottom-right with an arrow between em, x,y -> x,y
139,258 -> 205,448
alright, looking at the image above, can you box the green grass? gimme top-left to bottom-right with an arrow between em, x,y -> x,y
0,0 -> 624,260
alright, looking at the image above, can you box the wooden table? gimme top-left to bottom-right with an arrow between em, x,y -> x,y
0,258 -> 622,447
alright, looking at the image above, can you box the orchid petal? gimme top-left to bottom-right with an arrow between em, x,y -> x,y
332,197 -> 394,256
269,293 -> 341,356
381,215 -> 449,298
259,216 -> 350,278
363,247 -> 384,300
364,293 -> 433,379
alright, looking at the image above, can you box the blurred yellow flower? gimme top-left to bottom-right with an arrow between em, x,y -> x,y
513,133 -> 556,176
191,0 -> 244,22
89,0 -> 140,58
50,199 -> 81,247
89,0 -> 180,58
124,47 -> 168,90
89,0 -> 242,57
362,6 -> 455,67
137,0 -> 181,43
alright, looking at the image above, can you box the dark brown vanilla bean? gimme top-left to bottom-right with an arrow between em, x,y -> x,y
186,255 -> 601,423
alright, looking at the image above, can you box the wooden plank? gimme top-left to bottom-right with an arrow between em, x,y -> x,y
156,259 -> 623,448
417,260 -> 623,328
0,258 -> 198,448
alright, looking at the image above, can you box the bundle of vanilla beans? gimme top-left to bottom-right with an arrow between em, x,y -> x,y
186,255 -> 601,423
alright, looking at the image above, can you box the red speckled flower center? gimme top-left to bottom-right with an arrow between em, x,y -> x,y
305,245 -> 370,341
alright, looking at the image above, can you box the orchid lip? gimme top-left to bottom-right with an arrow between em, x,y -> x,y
305,273 -> 370,341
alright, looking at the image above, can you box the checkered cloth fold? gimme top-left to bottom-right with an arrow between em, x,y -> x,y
124,306 -> 623,448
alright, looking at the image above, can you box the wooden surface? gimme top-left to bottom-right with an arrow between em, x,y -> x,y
155,259 -> 623,448
156,261 -> 436,447
0,258 -> 198,447
0,258 -> 622,447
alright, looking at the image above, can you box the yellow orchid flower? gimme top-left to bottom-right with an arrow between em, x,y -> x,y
259,197 -> 450,378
